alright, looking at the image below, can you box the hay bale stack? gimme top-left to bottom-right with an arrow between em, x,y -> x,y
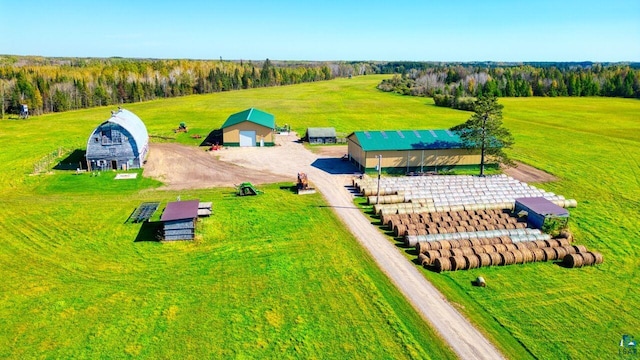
417,253 -> 429,266
440,240 -> 452,250
434,257 -> 452,272
465,255 -> 480,269
533,240 -> 548,248
500,251 -> 515,266
581,252 -> 596,265
520,248 -> 534,263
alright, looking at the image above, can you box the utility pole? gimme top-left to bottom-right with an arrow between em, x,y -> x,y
376,155 -> 382,204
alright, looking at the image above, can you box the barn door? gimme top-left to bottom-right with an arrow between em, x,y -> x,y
239,131 -> 256,147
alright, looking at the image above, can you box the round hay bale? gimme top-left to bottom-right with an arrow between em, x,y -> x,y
469,238 -> 483,247
504,243 -> 517,251
559,230 -> 574,242
460,247 -> 475,256
499,236 -> 512,244
437,227 -> 449,234
561,245 -> 577,255
515,222 -> 527,229
450,256 -> 467,271
477,253 -> 492,267
525,241 -> 539,250
406,229 -> 418,237
472,246 -> 487,255
465,255 -> 480,269
416,228 -> 428,236
533,240 -> 547,249
456,226 -> 467,233
464,225 -> 476,232
554,246 -> 569,259
482,244 -> 495,253
563,253 -> 584,268
499,252 -> 514,266
458,239 -> 472,248
494,244 -> 507,253
418,253 -> 429,266
591,251 -> 604,265
531,248 -> 546,262
416,241 -> 431,254
542,247 -> 558,261
573,245 -> 587,253
488,252 -> 502,266
557,238 -> 571,247
581,252 -> 596,266
434,257 -> 452,272
440,240 -> 452,250
511,249 -> 525,264
450,248 -> 465,257
505,223 -> 516,230
425,250 -> 441,264
520,248 -> 534,263
429,241 -> 443,250
394,224 -> 407,237
514,242 -> 528,251
448,240 -> 461,249
447,227 -> 457,234
404,236 -> 419,248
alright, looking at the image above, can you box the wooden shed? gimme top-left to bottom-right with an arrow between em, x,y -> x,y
221,108 -> 275,147
306,127 -> 337,144
86,108 -> 149,171
347,129 -> 484,172
161,200 -> 199,241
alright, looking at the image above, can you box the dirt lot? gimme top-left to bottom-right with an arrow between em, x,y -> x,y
504,161 -> 558,183
143,143 -> 289,190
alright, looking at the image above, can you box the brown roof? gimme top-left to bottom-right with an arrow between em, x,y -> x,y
161,200 -> 200,221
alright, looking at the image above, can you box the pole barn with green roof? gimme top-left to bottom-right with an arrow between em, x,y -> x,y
221,108 -> 275,147
347,129 -> 486,172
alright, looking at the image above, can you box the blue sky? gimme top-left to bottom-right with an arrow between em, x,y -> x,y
1,0 -> 638,61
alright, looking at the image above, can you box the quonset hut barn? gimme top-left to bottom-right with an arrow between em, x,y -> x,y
86,108 -> 149,171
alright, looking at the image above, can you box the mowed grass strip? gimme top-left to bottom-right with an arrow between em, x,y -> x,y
0,182 -> 455,359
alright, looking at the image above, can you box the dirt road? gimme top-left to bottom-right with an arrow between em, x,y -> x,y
215,135 -> 505,360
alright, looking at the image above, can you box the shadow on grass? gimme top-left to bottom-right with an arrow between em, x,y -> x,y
54,149 -> 87,170
199,129 -> 223,147
134,221 -> 163,242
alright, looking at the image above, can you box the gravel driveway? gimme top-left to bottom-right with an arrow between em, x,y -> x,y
217,133 -> 505,360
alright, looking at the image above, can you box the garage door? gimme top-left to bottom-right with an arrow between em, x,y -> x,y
239,131 -> 256,147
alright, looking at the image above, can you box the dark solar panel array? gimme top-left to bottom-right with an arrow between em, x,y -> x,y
128,202 -> 160,223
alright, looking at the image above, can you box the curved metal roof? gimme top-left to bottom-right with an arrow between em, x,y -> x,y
108,109 -> 148,149
88,108 -> 148,151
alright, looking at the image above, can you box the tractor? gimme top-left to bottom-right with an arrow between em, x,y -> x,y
174,122 -> 188,133
296,172 -> 316,195
236,182 -> 263,196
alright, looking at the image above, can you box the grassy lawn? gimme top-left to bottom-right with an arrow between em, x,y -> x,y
0,75 -> 638,359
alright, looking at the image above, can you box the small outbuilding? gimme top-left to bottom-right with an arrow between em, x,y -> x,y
161,200 -> 199,241
347,129 -> 483,172
306,127 -> 337,144
221,108 -> 275,147
515,197 -> 569,230
86,108 -> 149,171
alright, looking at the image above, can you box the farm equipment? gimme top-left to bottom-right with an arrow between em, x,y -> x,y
296,172 -> 316,195
19,104 -> 29,119
236,182 -> 263,196
174,122 -> 188,133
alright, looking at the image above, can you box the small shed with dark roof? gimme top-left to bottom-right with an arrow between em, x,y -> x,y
515,197 -> 569,230
306,127 -> 337,144
86,108 -> 149,171
161,200 -> 199,241
221,108 -> 275,147
346,129 -> 484,172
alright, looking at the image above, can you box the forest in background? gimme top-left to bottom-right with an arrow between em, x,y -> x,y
2,56 -> 638,117
0,56 -> 374,116
377,62 -> 640,102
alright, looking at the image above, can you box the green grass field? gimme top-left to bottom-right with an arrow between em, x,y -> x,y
0,75 -> 638,359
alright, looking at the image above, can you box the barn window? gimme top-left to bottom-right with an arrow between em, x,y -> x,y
111,130 -> 122,144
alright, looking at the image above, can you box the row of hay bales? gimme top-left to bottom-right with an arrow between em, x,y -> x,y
415,236 -> 603,272
385,209 -> 526,238
354,174 -> 577,210
407,228 -> 549,247
374,201 -> 516,216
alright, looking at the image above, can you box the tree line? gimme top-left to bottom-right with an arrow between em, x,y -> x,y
377,63 -> 640,101
0,56 -> 373,117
